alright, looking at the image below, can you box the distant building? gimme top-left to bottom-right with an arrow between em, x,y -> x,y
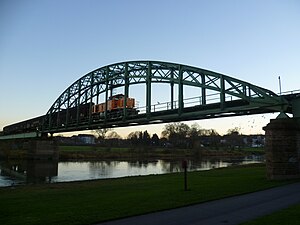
76,134 -> 96,145
251,135 -> 265,147
242,135 -> 265,147
55,134 -> 96,145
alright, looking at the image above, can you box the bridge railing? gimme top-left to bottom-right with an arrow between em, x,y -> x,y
136,92 -> 241,114
280,89 -> 300,95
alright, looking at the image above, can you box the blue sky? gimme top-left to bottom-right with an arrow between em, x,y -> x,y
1,0 -> 299,136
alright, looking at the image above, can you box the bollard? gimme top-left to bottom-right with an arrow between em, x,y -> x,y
182,159 -> 188,191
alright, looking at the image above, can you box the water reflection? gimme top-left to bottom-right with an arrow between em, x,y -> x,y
0,155 -> 263,187
0,160 -> 58,186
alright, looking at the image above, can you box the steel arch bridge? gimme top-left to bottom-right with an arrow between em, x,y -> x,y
42,60 -> 288,134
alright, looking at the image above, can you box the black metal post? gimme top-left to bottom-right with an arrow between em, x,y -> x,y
182,159 -> 188,191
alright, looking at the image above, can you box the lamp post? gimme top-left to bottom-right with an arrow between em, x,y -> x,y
278,76 -> 282,95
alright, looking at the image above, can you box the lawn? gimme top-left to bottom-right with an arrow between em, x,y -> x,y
242,203 -> 300,225
0,164 -> 292,225
240,147 -> 264,155
58,145 -> 96,152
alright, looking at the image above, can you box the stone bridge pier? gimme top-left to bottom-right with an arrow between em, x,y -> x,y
0,138 -> 58,160
264,118 -> 300,180
25,139 -> 58,160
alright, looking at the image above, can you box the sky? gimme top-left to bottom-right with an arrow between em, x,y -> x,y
0,0 -> 300,137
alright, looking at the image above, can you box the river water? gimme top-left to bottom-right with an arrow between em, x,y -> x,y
0,155 -> 263,187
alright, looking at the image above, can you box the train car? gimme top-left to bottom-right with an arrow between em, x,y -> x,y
3,115 -> 45,135
3,96 -> 137,135
92,94 -> 137,118
3,103 -> 93,134
47,103 -> 91,128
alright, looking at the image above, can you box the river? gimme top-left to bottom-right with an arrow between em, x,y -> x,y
0,155 -> 263,187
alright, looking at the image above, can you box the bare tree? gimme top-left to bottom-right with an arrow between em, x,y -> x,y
127,131 -> 141,140
161,122 -> 189,139
226,127 -> 241,135
106,131 -> 121,139
161,122 -> 190,147
226,127 -> 244,149
93,128 -> 112,139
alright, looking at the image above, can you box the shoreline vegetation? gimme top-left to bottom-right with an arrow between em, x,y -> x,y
0,164 -> 293,225
0,144 -> 264,161
59,146 -> 248,160
59,146 -> 263,161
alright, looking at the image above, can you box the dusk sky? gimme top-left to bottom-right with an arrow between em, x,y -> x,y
1,0 -> 299,137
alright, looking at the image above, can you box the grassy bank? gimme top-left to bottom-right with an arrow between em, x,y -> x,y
0,144 -> 264,160
0,165 -> 292,225
58,145 -> 258,160
242,203 -> 300,225
59,145 -> 196,160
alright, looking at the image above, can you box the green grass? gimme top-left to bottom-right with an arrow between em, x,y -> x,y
59,145 -> 135,153
58,145 -> 265,155
0,165 -> 292,225
240,147 -> 265,154
58,145 -> 95,152
58,145 -> 190,160
242,203 -> 300,225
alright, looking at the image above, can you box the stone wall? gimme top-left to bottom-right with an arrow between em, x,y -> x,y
264,118 -> 300,180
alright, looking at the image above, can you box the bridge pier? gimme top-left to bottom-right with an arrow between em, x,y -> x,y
0,139 -> 58,160
25,139 -> 58,160
264,118 -> 300,180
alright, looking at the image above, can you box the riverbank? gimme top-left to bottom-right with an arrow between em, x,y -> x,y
58,145 -> 264,161
0,164 -> 292,225
0,144 -> 264,160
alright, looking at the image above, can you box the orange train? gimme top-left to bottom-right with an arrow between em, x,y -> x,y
92,94 -> 136,114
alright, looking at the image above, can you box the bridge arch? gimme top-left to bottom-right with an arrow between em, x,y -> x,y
43,61 -> 287,133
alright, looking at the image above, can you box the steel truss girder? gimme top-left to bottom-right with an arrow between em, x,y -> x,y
43,61 -> 288,132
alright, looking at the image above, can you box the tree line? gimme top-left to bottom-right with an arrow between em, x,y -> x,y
91,122 -> 260,149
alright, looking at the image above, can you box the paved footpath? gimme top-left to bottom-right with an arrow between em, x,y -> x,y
97,182 -> 300,225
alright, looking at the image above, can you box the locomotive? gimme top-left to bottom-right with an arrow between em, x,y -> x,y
92,94 -> 137,118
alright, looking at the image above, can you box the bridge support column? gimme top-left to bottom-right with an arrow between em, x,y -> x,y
26,140 -> 58,160
264,118 -> 300,180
